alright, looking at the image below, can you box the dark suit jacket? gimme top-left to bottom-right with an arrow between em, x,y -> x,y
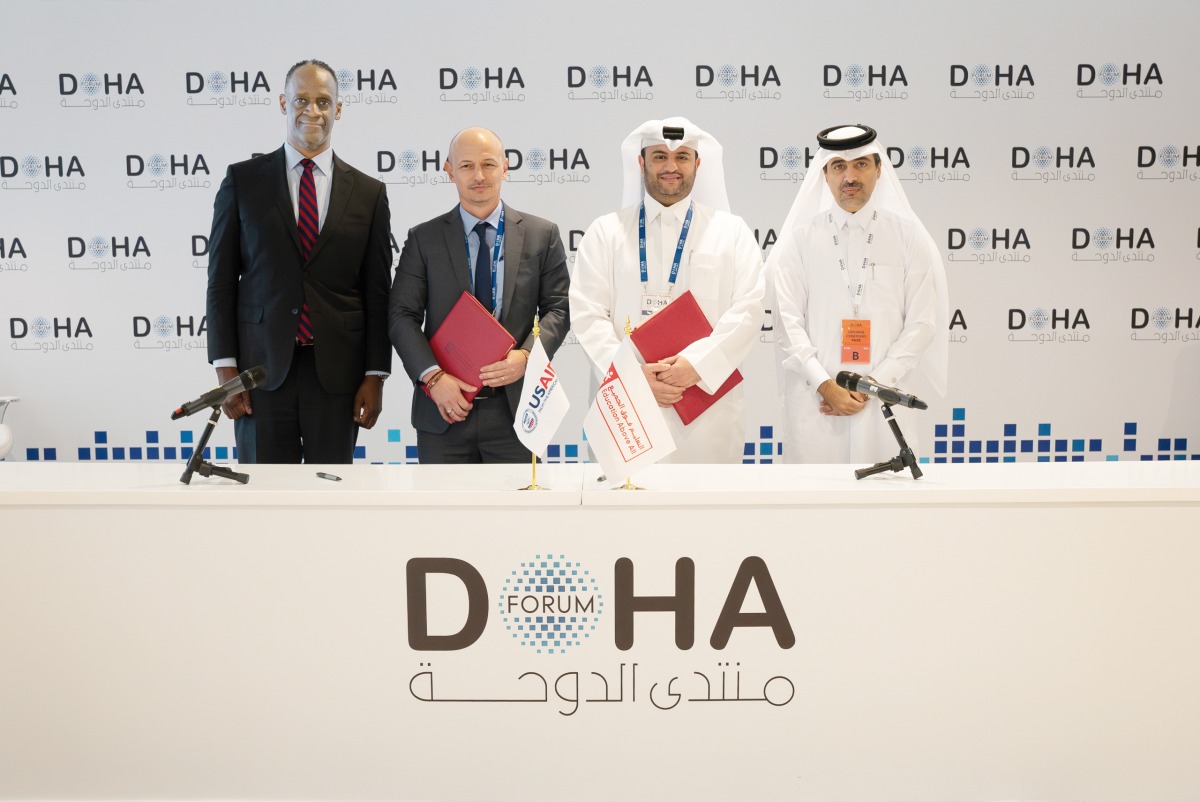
389,202 -> 570,434
206,146 -> 392,394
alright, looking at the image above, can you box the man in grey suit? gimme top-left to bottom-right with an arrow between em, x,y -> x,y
389,127 -> 570,463
206,59 -> 392,464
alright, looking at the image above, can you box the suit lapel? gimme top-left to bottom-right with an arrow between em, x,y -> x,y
499,203 -> 523,328
271,148 -> 303,258
441,206 -> 472,293
308,153 -> 354,264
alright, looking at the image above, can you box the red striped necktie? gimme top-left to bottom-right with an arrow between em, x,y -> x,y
296,158 -> 318,344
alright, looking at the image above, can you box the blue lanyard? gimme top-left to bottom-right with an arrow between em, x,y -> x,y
639,200 -> 694,290
463,205 -> 505,314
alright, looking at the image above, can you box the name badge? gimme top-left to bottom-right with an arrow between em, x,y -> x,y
841,318 -> 871,364
641,293 -> 672,318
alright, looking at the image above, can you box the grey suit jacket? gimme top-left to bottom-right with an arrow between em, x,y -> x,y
389,202 -> 570,434
206,146 -> 392,394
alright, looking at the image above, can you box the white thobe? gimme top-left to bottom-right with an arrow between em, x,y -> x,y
570,195 -> 765,463
772,199 -> 937,464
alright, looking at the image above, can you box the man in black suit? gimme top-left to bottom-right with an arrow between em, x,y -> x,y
206,59 -> 392,464
389,127 -> 570,463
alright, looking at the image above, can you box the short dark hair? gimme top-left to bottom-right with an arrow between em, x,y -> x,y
284,59 -> 338,96
822,153 -> 881,173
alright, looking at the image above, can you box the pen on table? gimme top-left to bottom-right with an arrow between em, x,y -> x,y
316,472 -> 342,482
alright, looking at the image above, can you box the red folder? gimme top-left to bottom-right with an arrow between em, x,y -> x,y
629,290 -> 742,425
427,292 -> 516,403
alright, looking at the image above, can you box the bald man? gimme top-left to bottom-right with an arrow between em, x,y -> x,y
389,127 -> 571,463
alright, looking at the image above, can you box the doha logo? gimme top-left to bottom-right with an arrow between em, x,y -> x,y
498,553 -> 603,654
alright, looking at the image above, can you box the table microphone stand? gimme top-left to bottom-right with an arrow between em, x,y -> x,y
854,402 -> 923,481
180,406 -> 250,485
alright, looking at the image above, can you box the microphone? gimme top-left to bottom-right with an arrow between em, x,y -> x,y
835,370 -> 928,410
172,366 -> 266,419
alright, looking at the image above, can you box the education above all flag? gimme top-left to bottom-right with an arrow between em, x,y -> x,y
583,338 -> 676,483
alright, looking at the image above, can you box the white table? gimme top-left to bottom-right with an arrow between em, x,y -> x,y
2,461 -> 1198,802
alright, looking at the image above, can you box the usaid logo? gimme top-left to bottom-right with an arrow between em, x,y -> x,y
506,147 -> 591,187
0,235 -> 29,273
184,69 -> 272,108
132,314 -> 207,353
0,154 -> 86,192
1130,306 -> 1200,344
1010,145 -> 1096,183
1077,62 -> 1163,100
125,152 -> 212,191
1008,307 -> 1091,345
1071,226 -> 1155,264
889,145 -> 970,183
0,73 -> 16,110
66,235 -> 151,273
59,71 -> 145,110
376,147 -> 449,188
8,315 -> 95,353
947,226 -> 1031,264
438,66 -> 526,103
335,66 -> 398,106
823,64 -> 908,101
1136,144 -> 1199,183
695,63 -> 781,101
758,145 -> 812,184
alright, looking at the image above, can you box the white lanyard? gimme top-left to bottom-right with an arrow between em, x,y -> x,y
828,209 -> 876,318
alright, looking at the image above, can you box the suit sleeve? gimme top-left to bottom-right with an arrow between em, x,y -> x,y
206,165 -> 242,365
524,223 -> 571,359
389,227 -> 437,384
362,182 -> 393,374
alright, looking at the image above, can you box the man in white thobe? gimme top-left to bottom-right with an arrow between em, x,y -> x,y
570,117 -> 765,463
768,124 -> 949,464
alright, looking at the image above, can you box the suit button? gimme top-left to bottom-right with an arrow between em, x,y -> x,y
291,308 -> 299,315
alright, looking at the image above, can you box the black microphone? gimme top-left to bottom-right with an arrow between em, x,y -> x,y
835,370 -> 928,410
172,366 -> 267,419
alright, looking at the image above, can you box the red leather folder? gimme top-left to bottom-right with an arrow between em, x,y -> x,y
427,292 -> 516,403
629,290 -> 742,426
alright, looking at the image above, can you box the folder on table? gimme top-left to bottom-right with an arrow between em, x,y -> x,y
427,291 -> 516,403
629,290 -> 742,425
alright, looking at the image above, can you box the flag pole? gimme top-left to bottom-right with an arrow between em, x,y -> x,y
520,315 -> 545,491
618,314 -> 642,491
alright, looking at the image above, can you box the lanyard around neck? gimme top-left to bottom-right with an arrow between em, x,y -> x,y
639,200 -> 694,291
463,205 -> 505,313
828,209 -> 876,318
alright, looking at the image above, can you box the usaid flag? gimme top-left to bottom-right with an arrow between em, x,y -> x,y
583,338 -> 676,483
512,337 -> 570,457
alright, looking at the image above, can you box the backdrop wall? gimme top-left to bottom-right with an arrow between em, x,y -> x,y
2,0 -> 1197,466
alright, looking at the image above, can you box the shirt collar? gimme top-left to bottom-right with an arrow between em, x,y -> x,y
830,196 -> 877,230
284,142 -> 334,175
643,192 -> 693,224
459,201 -> 504,234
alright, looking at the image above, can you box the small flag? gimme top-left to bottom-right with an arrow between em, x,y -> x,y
512,337 -> 570,458
583,338 -> 676,482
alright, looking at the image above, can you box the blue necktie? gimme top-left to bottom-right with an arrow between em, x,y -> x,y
473,220 -> 493,313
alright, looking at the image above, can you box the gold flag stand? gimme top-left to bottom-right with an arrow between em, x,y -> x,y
519,315 -> 547,491
614,315 -> 643,490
